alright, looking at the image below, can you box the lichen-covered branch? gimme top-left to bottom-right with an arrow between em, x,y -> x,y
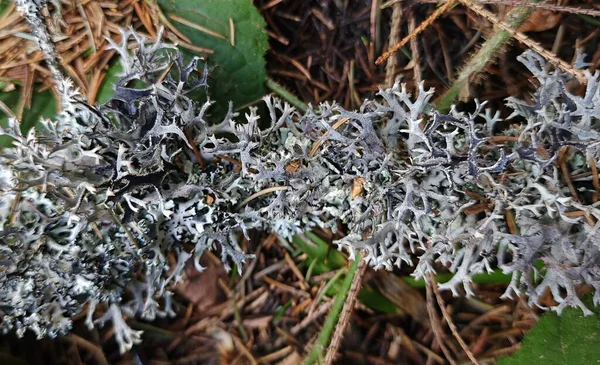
13,0 -> 68,101
1,27 -> 600,353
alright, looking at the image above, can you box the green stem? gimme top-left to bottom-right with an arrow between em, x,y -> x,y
402,269 -> 512,289
434,4 -> 535,113
303,252 -> 362,365
266,77 -> 309,113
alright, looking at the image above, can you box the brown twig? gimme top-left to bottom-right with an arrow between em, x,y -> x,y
408,8 -> 423,87
376,0 -> 457,65
588,153 -> 599,203
558,146 -> 580,202
385,1 -> 403,87
429,273 -> 481,365
425,279 -> 458,365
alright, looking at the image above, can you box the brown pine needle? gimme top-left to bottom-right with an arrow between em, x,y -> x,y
175,40 -> 214,54
184,127 -> 206,169
558,146 -> 580,202
385,1 -> 403,87
154,5 -> 192,43
429,273 -> 481,365
457,0 -> 587,83
236,186 -> 290,210
133,1 -> 156,39
589,154 -> 599,203
229,18 -> 235,47
309,117 -> 351,157
376,0 -> 457,65
170,14 -> 227,40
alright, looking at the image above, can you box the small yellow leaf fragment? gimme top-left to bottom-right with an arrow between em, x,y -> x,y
351,177 -> 365,198
205,194 -> 215,205
285,160 -> 301,173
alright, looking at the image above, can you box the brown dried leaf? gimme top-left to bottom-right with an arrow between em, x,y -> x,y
518,10 -> 562,33
369,271 -> 430,328
351,177 -> 366,198
174,252 -> 227,311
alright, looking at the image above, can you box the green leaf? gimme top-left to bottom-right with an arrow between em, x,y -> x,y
156,0 -> 268,118
0,89 -> 57,147
498,303 -> 600,365
579,14 -> 600,27
358,287 -> 397,314
96,59 -> 123,104
0,0 -> 11,15
292,233 -> 347,274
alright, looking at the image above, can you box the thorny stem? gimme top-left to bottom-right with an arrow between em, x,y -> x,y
266,77 -> 309,113
303,251 -> 363,365
457,0 -> 586,83
434,2 -> 535,112
14,0 -> 68,101
324,256 -> 367,365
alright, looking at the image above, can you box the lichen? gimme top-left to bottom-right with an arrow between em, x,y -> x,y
1,25 -> 600,353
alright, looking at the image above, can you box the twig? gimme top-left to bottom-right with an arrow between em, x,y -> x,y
588,153 -> 599,203
376,0 -> 456,65
385,0 -> 403,87
14,0 -> 68,100
558,146 -> 580,202
303,251 -> 363,365
408,8 -> 423,87
429,273 -> 480,365
425,278 -> 458,365
309,117 -> 351,157
324,256 -> 367,365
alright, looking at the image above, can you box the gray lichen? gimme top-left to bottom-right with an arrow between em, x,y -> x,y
1,23 -> 600,353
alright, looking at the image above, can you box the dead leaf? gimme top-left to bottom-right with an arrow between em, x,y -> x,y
518,10 -> 562,33
205,194 -> 215,205
285,160 -> 301,173
351,177 -> 366,198
174,251 -> 228,311
369,270 -> 430,328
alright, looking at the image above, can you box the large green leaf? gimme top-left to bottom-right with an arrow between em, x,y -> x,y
96,59 -> 123,105
0,0 -> 11,14
498,303 -> 600,365
157,0 -> 268,118
0,89 -> 56,147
